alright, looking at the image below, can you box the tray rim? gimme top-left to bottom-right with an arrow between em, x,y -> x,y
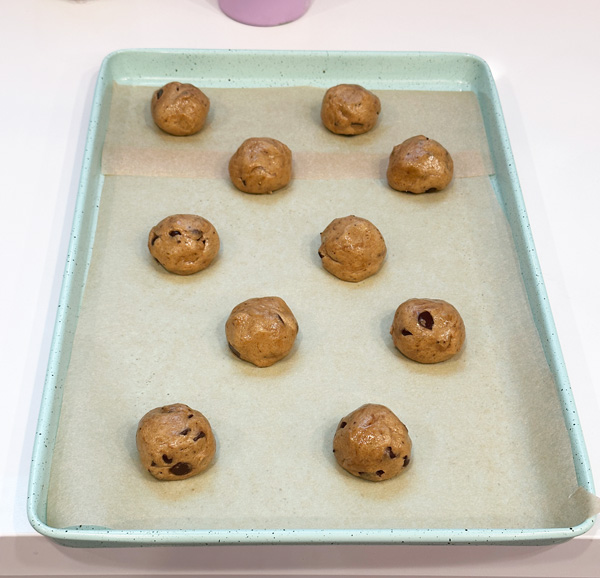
26,47 -> 596,547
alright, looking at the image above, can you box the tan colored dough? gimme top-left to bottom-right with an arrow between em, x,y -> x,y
390,298 -> 465,363
228,137 -> 292,194
318,215 -> 387,282
136,403 -> 216,481
148,214 -> 220,276
150,82 -> 210,136
225,296 -> 298,367
320,84 -> 381,135
387,135 -> 454,193
333,403 -> 412,482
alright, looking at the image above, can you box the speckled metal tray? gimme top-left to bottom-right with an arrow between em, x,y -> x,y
27,49 -> 595,546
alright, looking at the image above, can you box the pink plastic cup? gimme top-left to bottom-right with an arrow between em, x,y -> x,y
218,0 -> 311,27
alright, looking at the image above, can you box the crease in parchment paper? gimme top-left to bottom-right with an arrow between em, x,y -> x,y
46,83 -> 595,533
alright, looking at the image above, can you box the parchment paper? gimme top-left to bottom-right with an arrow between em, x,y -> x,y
101,86 -> 493,180
47,85 -> 592,532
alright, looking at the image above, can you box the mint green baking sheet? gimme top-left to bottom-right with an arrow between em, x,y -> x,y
27,49 -> 596,546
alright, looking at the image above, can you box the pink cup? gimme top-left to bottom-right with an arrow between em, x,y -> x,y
218,0 -> 311,27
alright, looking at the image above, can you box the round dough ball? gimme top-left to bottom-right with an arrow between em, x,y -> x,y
151,82 -> 210,136
387,135 -> 454,193
390,298 -> 465,363
333,403 -> 412,482
225,296 -> 298,367
228,137 -> 292,194
321,84 -> 381,135
148,214 -> 220,276
136,403 -> 216,481
318,215 -> 387,282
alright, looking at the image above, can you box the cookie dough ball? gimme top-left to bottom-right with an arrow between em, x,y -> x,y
151,82 -> 210,136
228,137 -> 292,194
148,214 -> 220,276
318,215 -> 387,282
387,135 -> 454,193
136,403 -> 216,481
225,296 -> 298,367
321,84 -> 381,135
333,403 -> 412,482
390,298 -> 465,363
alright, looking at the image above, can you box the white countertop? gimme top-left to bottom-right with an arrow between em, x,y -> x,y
2,0 -> 599,575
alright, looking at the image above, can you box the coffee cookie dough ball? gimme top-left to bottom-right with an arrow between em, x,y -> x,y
136,403 -> 216,481
390,298 -> 465,363
321,84 -> 381,135
225,296 -> 299,367
333,403 -> 412,482
151,82 -> 210,136
228,137 -> 292,194
387,135 -> 454,193
148,214 -> 220,276
318,215 -> 387,282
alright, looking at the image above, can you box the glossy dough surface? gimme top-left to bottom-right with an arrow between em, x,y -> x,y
136,403 -> 216,481
333,403 -> 412,482
318,215 -> 387,282
148,214 -> 220,276
151,82 -> 210,136
225,296 -> 299,367
320,84 -> 381,135
390,298 -> 465,363
387,135 -> 454,193
228,137 -> 292,194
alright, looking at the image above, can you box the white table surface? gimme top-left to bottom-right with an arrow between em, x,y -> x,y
2,0 -> 600,576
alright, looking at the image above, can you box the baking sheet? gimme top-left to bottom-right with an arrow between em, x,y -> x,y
46,83 -> 588,531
